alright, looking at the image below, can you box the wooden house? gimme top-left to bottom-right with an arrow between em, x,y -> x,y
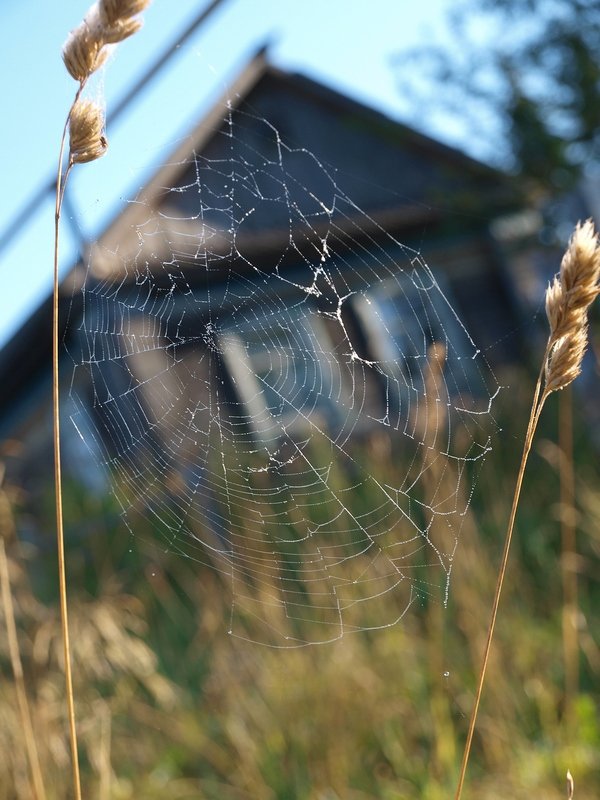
0,50 -> 525,502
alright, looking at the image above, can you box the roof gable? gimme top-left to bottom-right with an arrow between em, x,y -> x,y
96,50 -> 517,275
0,51 -> 520,431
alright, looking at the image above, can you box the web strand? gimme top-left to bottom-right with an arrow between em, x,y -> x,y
67,97 -> 500,647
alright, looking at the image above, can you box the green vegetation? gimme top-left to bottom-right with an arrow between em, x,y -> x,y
394,0 -> 600,192
1,367 -> 599,798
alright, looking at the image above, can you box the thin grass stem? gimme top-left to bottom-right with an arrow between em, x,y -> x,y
454,219 -> 600,797
454,385 -> 549,800
53,97 -> 83,800
559,387 -> 578,721
0,533 -> 47,800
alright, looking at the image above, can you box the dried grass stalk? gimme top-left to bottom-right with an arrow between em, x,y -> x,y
0,482 -> 46,800
53,3 -> 151,798
567,769 -> 574,800
455,220 -> 600,800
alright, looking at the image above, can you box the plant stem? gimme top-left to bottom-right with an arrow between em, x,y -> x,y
454,385 -> 549,800
0,532 -> 47,800
54,95 -> 82,800
559,387 -> 578,721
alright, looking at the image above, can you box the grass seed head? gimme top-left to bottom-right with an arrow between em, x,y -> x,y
68,100 -> 108,164
547,220 -> 600,340
63,1 -> 150,83
62,18 -> 108,83
545,276 -> 565,334
99,0 -> 151,28
559,219 -> 600,296
545,328 -> 588,393
101,16 -> 144,44
544,219 -> 600,393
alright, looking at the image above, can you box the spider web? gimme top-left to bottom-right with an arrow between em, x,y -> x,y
67,85 -> 500,647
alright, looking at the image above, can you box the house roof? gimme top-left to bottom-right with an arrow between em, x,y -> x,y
0,47 -> 519,435
95,48 -> 517,278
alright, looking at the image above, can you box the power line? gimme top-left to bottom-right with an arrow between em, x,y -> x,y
0,0 -> 229,254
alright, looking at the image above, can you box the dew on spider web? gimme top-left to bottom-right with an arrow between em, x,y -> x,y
66,78 -> 500,648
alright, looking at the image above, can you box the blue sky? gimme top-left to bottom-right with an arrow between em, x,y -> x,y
0,0 -> 460,349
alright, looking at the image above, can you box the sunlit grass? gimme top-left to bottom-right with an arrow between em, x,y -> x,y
0,368 -> 599,798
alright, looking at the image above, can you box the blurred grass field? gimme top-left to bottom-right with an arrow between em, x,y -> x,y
1,365 -> 599,799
